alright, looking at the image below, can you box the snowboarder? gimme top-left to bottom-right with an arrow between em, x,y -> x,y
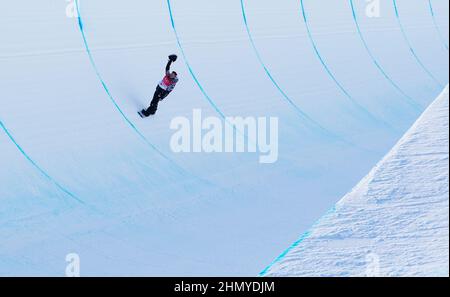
139,54 -> 179,118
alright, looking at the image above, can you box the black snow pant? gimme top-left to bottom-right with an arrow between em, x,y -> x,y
143,86 -> 171,116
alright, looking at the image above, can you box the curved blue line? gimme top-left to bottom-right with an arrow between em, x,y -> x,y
166,0 -> 251,144
240,0 -> 336,138
74,0 -> 189,177
166,0 -> 226,120
0,120 -> 85,205
349,0 -> 422,111
393,0 -> 443,88
240,1 -> 386,154
428,0 -> 449,51
299,0 -> 394,131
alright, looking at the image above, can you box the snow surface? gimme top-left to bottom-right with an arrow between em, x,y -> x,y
0,0 -> 448,276
263,86 -> 449,277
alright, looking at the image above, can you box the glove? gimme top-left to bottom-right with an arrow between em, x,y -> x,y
168,54 -> 178,62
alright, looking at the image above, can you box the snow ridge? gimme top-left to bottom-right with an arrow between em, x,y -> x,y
264,86 -> 449,277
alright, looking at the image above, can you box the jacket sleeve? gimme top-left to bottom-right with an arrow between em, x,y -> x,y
165,60 -> 172,75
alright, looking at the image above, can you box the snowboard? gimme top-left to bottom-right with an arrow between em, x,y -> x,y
138,110 -> 156,118
138,110 -> 147,118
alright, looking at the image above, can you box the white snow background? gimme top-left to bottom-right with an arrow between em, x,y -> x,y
0,0 -> 448,276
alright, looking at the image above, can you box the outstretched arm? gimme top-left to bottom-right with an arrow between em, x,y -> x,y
165,60 -> 173,76
165,54 -> 177,75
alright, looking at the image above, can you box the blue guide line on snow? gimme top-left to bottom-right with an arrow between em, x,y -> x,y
428,0 -> 449,51
166,0 -> 226,121
166,0 -> 250,143
349,0 -> 422,111
0,120 -> 85,206
299,0 -> 395,133
75,0 -> 191,178
392,0 -> 443,88
240,0 -> 337,138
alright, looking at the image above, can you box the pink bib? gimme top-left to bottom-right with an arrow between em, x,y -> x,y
162,76 -> 172,87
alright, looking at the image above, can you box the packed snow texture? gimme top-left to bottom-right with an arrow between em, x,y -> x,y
0,0 -> 448,275
264,86 -> 449,277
